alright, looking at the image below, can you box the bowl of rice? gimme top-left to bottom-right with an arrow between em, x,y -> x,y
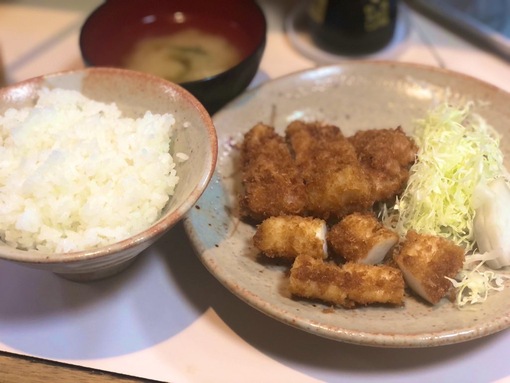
0,67 -> 217,281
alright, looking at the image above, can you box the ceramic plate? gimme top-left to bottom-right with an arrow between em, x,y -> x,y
183,62 -> 510,347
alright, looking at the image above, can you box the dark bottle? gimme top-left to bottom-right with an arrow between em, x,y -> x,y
307,0 -> 398,55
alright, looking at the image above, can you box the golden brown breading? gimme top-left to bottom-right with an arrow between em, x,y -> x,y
289,256 -> 405,308
349,127 -> 418,203
253,215 -> 327,259
286,121 -> 358,177
328,212 -> 399,264
393,231 -> 465,304
286,121 -> 375,220
240,123 -> 307,221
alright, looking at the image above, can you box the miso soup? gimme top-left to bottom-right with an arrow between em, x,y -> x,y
123,28 -> 242,83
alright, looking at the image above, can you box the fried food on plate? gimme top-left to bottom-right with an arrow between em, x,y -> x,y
328,212 -> 399,264
286,121 -> 375,220
253,215 -> 327,260
349,127 -> 418,203
240,123 -> 307,221
393,230 -> 465,304
289,255 -> 405,308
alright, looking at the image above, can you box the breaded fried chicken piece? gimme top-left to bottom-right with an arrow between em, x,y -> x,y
289,256 -> 405,308
286,121 -> 357,176
286,121 -> 374,220
393,231 -> 465,304
328,212 -> 399,264
349,127 -> 418,203
240,123 -> 307,221
253,215 -> 327,259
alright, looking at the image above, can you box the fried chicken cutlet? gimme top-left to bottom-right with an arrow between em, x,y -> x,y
286,121 -> 375,220
349,127 -> 418,203
253,215 -> 328,260
328,212 -> 399,264
289,255 -> 405,308
240,123 -> 307,221
393,231 -> 465,304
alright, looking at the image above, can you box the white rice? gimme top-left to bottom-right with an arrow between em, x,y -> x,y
0,88 -> 180,253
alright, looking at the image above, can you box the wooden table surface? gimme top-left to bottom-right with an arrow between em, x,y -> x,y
0,352 -> 163,383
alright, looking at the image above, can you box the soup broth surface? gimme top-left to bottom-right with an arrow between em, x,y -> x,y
123,28 -> 242,83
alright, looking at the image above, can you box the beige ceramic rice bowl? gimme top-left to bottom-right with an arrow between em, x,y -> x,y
0,67 -> 217,281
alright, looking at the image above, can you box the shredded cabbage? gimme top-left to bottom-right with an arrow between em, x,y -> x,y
393,102 -> 504,250
383,102 -> 510,307
446,253 -> 510,307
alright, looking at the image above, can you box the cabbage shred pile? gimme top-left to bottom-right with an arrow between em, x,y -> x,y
391,102 -> 504,250
382,102 -> 509,307
447,253 -> 510,307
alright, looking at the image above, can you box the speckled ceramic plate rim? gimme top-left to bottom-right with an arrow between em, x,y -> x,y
184,61 -> 510,348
